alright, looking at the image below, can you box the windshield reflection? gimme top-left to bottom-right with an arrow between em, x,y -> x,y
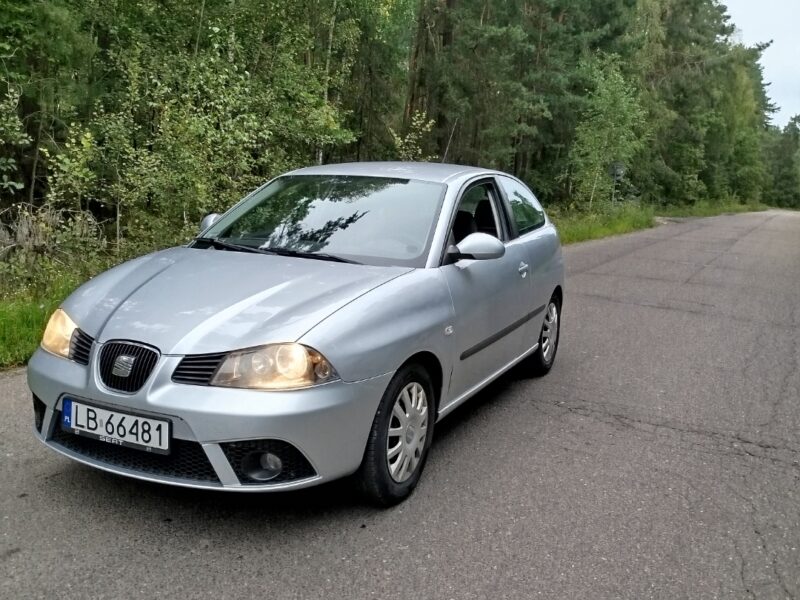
204,175 -> 446,267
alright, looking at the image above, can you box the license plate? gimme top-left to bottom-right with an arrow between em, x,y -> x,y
61,398 -> 171,454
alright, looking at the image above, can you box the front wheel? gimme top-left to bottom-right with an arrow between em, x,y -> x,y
356,363 -> 435,506
526,293 -> 561,376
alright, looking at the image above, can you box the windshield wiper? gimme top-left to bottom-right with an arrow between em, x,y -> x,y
266,247 -> 361,264
196,238 -> 360,264
195,237 -> 273,255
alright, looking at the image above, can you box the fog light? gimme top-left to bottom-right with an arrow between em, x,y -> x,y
241,451 -> 283,482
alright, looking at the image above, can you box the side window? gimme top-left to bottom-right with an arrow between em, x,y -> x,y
449,182 -> 502,245
499,176 -> 545,235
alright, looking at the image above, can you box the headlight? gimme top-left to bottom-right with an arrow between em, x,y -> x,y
211,343 -> 338,390
41,308 -> 78,359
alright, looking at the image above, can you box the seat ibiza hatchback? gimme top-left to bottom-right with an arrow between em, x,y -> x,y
29,162 -> 564,505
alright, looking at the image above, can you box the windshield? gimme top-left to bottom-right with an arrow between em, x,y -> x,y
200,175 -> 446,267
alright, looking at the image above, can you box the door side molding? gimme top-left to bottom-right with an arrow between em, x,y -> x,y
459,304 -> 545,361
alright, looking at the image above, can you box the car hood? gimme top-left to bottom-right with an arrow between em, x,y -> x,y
62,247 -> 411,355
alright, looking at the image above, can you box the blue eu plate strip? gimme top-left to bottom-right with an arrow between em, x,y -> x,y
62,398 -> 73,427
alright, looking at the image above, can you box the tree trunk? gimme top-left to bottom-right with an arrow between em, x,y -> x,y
589,167 -> 600,210
404,0 -> 429,127
435,0 -> 457,154
441,117 -> 458,162
317,0 -> 338,165
116,201 -> 121,255
28,116 -> 45,205
227,0 -> 237,63
194,0 -> 206,57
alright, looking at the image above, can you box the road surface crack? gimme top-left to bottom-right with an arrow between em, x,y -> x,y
540,393 -> 800,472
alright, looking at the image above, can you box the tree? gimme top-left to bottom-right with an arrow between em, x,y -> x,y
568,55 -> 647,208
764,117 -> 800,208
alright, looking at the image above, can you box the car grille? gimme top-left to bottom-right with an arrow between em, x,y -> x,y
98,341 -> 160,393
32,395 -> 46,433
69,329 -> 94,365
50,413 -> 219,483
220,439 -> 316,484
172,352 -> 227,386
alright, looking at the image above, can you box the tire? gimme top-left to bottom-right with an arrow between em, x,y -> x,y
527,293 -> 561,377
357,363 -> 435,506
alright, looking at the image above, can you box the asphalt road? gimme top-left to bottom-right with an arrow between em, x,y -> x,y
2,210 -> 799,599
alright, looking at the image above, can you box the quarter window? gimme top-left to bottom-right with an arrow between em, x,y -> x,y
499,176 -> 545,235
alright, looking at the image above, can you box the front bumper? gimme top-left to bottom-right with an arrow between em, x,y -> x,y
28,347 -> 391,491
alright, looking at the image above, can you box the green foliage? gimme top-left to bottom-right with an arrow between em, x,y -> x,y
0,203 -> 109,297
763,118 -> 800,208
0,0 -> 791,226
0,84 -> 31,195
568,55 -> 648,209
390,111 -> 436,161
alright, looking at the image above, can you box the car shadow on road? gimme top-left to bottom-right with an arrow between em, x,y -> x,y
430,364 -> 524,446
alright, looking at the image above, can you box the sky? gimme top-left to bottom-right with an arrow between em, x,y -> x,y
724,0 -> 799,128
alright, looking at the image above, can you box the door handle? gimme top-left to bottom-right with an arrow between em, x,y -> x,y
518,262 -> 529,277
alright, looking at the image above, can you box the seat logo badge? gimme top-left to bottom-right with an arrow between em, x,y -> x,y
112,355 -> 136,378
444,325 -> 454,337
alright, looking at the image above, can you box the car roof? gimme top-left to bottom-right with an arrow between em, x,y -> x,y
287,161 -> 499,184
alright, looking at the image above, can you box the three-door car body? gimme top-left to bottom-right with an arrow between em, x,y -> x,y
28,162 -> 564,498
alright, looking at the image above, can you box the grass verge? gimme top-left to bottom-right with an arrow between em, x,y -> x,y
551,200 -> 769,244
0,295 -> 63,368
0,201 -> 773,369
551,204 -> 656,244
654,200 -> 770,218
1,278 -> 83,369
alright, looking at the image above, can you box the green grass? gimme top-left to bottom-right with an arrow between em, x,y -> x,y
0,295 -> 63,367
654,200 -> 769,218
0,277 -> 82,369
552,200 -> 769,245
551,204 -> 656,244
0,200 -> 773,369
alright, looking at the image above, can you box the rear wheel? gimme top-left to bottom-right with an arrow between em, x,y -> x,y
357,363 -> 435,506
527,293 -> 561,376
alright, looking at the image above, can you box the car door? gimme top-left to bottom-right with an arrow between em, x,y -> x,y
497,175 -> 561,343
440,178 -> 533,403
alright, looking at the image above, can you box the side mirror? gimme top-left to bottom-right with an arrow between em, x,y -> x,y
199,213 -> 221,233
449,232 -> 505,261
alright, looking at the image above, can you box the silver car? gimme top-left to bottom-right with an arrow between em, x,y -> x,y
28,162 -> 564,505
